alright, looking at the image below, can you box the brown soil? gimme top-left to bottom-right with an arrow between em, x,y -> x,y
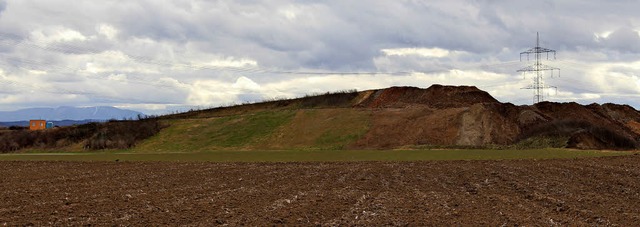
355,85 -> 498,109
628,120 -> 640,135
349,85 -> 640,150
350,107 -> 466,149
2,155 -> 640,226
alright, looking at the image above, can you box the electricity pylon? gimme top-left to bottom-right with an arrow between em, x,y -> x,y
518,32 -> 560,103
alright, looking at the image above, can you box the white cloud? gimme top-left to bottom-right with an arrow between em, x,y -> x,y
0,92 -> 84,106
381,48 -> 454,58
115,103 -> 173,111
27,70 -> 47,75
197,58 -> 258,68
107,73 -> 127,82
156,77 -> 186,88
594,31 -> 613,42
97,24 -> 118,40
232,76 -> 260,91
278,5 -> 300,20
554,90 -> 602,102
186,80 -> 239,106
82,51 -> 160,74
30,26 -> 89,43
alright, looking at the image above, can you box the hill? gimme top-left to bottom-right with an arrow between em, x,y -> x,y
1,85 -> 639,152
136,85 -> 639,151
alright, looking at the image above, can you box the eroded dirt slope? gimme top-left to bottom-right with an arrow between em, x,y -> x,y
2,155 -> 640,225
348,85 -> 640,149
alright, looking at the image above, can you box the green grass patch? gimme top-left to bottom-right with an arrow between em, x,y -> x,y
315,133 -> 362,150
258,109 -> 370,150
214,111 -> 295,147
133,110 -> 295,152
0,149 -> 630,162
311,109 -> 369,149
511,136 -> 570,149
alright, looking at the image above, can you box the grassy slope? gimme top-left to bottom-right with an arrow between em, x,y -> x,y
133,110 -> 296,152
133,108 -> 370,152
262,109 -> 370,150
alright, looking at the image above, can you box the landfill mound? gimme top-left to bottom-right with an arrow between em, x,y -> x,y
336,85 -> 638,150
4,85 -> 639,152
165,84 -> 640,150
353,85 -> 499,108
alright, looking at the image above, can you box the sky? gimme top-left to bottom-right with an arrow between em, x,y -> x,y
0,0 -> 639,114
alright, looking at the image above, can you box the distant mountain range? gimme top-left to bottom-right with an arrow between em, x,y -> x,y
0,106 -> 144,122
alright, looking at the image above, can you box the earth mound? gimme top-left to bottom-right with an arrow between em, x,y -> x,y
121,85 -> 640,150
344,85 -> 640,150
2,85 -> 639,152
354,85 -> 498,108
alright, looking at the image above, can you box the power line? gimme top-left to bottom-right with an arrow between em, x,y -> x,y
517,32 -> 560,104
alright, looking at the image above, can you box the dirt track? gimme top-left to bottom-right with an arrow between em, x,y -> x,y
2,155 -> 640,226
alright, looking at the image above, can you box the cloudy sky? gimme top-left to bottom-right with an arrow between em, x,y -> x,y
0,0 -> 639,114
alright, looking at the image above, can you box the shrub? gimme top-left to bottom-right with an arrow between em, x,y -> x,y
8,126 -> 27,130
0,117 -> 165,152
517,120 -> 638,150
83,117 -> 165,150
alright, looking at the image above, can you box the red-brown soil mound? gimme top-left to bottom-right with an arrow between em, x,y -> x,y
355,85 -> 498,108
168,84 -> 639,150
348,85 -> 640,150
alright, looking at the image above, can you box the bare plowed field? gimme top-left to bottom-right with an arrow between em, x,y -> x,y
2,155 -> 640,225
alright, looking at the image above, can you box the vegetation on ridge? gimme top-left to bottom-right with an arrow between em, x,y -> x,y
0,117 -> 163,153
